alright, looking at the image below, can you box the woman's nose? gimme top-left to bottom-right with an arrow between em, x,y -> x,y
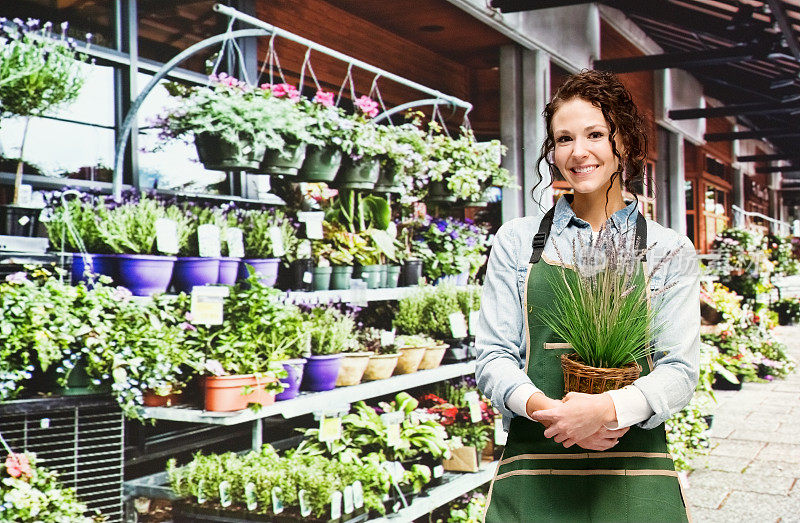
571,137 -> 589,158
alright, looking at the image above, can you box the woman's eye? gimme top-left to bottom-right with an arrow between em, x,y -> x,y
556,136 -> 571,143
589,131 -> 605,139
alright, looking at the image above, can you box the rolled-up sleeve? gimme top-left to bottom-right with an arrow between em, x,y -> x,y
635,235 -> 701,429
475,221 -> 540,422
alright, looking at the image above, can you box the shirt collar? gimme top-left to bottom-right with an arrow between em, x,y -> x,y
552,194 -> 640,235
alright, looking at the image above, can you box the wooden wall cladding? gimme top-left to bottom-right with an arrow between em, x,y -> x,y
254,0 -> 470,114
703,117 -> 733,164
600,21 -> 657,162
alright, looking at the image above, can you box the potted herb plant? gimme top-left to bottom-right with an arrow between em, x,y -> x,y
300,305 -> 356,391
172,204 -> 226,292
310,239 -> 333,291
95,192 -> 191,295
238,207 -> 294,286
0,19 -> 87,235
398,334 -> 448,370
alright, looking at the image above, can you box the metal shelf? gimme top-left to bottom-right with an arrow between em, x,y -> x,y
285,286 -> 420,304
371,460 -> 497,522
142,361 -> 476,426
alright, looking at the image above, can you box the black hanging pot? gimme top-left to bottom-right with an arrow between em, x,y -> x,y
194,132 -> 266,171
0,204 -> 40,237
259,140 -> 308,176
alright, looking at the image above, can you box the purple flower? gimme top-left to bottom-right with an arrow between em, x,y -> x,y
466,237 -> 476,247
436,221 -> 447,232
5,272 -> 28,284
450,231 -> 459,240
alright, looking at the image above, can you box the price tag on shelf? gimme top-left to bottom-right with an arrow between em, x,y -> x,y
271,486 -> 284,514
299,489 -> 311,517
464,391 -> 482,423
155,218 -> 179,254
330,491 -> 343,520
319,416 -> 342,442
269,226 -> 286,257
297,211 -> 324,239
219,480 -> 232,508
343,485 -> 354,514
226,227 -> 245,258
380,329 -> 396,347
245,482 -> 257,511
197,224 -> 221,258
352,481 -> 364,509
448,312 -> 468,339
494,417 -> 508,445
469,310 -> 480,336
190,286 -> 229,326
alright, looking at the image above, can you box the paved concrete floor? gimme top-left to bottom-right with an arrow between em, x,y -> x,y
686,325 -> 800,523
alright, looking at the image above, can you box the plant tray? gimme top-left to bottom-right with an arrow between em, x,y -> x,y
173,501 -> 368,523
560,353 -> 641,394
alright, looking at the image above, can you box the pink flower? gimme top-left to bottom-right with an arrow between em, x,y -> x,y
354,96 -> 379,118
5,454 -> 32,479
179,322 -> 197,332
5,272 -> 27,284
313,90 -> 335,107
270,83 -> 300,101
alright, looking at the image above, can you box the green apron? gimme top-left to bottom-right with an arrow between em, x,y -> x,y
484,207 -> 689,523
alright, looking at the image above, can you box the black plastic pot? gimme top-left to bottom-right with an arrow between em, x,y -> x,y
0,204 -> 40,237
290,259 -> 313,291
401,259 -> 423,286
441,338 -> 470,363
711,372 -> 743,391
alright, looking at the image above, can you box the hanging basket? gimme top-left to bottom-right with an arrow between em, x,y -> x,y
298,144 -> 343,182
560,353 -> 641,395
373,161 -> 403,193
194,132 -> 266,172
427,180 -> 457,203
335,155 -> 381,189
259,140 -> 308,176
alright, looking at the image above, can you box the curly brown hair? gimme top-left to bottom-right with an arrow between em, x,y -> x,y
534,69 -> 649,209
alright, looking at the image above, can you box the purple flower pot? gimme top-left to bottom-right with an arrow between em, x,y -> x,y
238,258 -> 280,287
70,253 -> 94,284
92,253 -> 118,283
218,257 -> 241,286
172,257 -> 220,293
116,254 -> 177,296
300,354 -> 343,392
276,358 -> 307,401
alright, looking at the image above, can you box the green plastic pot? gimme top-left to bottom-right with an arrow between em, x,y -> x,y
385,265 -> 402,288
373,161 -> 403,193
335,155 -> 381,189
312,265 -> 333,291
259,140 -> 307,176
427,179 -> 458,203
355,264 -> 382,289
194,132 -> 266,171
379,264 -> 388,288
330,265 -> 354,290
298,144 -> 343,182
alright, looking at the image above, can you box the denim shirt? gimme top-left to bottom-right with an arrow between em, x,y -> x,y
475,197 -> 700,430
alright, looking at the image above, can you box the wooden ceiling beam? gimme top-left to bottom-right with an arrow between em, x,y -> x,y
669,101 -> 800,120
488,0 -> 596,12
738,153 -> 800,162
705,128 -> 800,141
595,44 -> 771,73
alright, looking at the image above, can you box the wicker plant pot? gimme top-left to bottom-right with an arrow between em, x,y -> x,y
560,353 -> 641,394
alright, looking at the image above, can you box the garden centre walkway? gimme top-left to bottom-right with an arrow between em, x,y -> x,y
686,325 -> 800,523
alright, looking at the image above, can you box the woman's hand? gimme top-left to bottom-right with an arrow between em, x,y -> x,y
526,392 -> 564,427
575,426 -> 630,451
529,392 -> 617,448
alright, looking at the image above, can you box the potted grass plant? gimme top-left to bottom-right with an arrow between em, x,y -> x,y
358,328 -> 401,381
538,229 -> 682,394
173,204 -> 227,292
237,207 -> 294,286
301,305 -> 357,391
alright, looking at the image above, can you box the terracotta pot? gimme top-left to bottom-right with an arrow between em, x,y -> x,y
204,374 -> 276,412
335,352 -> 372,386
362,353 -> 400,381
393,346 -> 427,375
417,344 -> 448,370
143,390 -> 183,407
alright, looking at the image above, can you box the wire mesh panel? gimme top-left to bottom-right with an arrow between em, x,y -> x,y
0,397 -> 124,522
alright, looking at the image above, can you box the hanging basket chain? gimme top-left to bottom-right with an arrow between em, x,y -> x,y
304,54 -> 323,92
369,74 -> 393,126
210,18 -> 237,79
335,63 -> 355,107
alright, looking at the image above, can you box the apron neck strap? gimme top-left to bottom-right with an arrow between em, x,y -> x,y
528,203 -> 648,264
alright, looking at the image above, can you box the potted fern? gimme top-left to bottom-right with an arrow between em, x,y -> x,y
539,229 -> 682,394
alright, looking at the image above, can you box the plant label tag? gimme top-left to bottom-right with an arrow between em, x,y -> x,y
155,218 -> 179,254
196,479 -> 206,504
190,286 -> 229,326
385,423 -> 401,447
197,224 -> 222,258
343,485 -> 354,514
330,491 -> 342,520
298,489 -> 311,517
226,227 -> 245,258
352,481 -> 364,509
495,417 -> 508,445
469,310 -> 480,336
303,271 -> 313,283
219,480 -> 232,508
465,391 -> 482,423
17,184 -> 32,206
433,464 -> 444,478
380,329 -> 396,347
319,416 -> 342,442
448,312 -> 468,339
269,226 -> 285,257
297,211 -> 324,239
393,501 -> 401,513
271,486 -> 284,514
297,239 -> 312,259
351,278 -> 368,306
381,411 -> 404,425
245,482 -> 257,511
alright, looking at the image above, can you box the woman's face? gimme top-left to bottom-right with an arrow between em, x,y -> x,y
551,97 -> 623,197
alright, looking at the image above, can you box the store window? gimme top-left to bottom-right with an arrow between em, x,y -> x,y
2,0 -> 113,48
685,180 -> 695,245
703,183 -> 729,247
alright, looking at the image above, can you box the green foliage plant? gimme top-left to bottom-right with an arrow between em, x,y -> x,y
96,194 -> 191,255
305,305 -> 357,356
44,192 -> 109,253
239,208 -> 294,259
538,230 -> 682,369
394,284 -> 481,339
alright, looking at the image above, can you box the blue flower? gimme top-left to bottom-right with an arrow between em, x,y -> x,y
436,221 -> 447,232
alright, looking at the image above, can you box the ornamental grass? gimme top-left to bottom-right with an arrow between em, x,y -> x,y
539,226 -> 682,369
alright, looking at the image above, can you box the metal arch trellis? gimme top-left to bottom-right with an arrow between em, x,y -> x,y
112,3 -> 474,198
